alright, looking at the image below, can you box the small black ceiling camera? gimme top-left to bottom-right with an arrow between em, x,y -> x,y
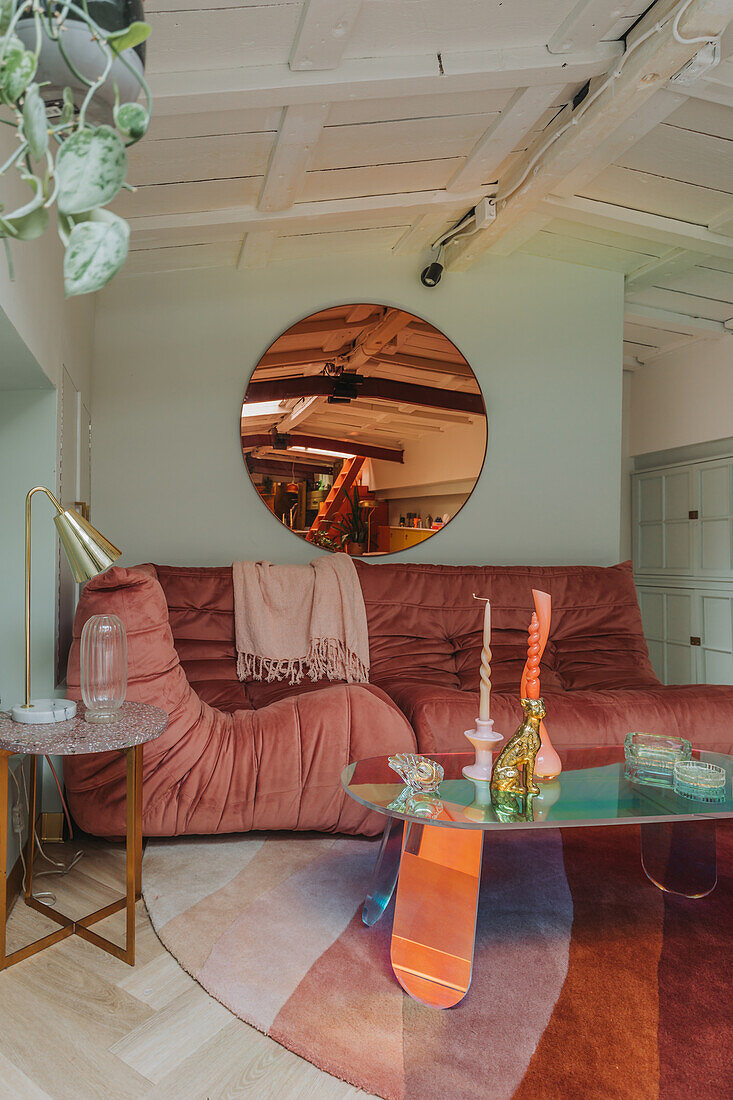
420,261 -> 443,288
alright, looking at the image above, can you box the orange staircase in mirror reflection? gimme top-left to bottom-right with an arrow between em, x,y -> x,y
306,456 -> 366,543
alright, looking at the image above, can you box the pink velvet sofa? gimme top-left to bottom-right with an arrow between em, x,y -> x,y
64,560 -> 733,839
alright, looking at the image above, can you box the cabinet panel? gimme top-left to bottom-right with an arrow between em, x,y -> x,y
640,475 -> 663,521
639,523 -> 663,570
636,586 -> 697,685
701,594 -> 733,686
700,518 -> 733,573
699,464 -> 731,517
665,471 -> 690,520
634,455 -> 733,686
666,592 -> 692,644
639,589 -> 664,639
665,522 -> 691,571
667,643 -> 696,685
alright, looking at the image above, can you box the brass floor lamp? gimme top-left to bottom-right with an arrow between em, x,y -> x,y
11,486 -> 121,724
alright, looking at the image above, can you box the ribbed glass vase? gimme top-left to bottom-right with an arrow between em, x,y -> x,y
80,614 -> 127,723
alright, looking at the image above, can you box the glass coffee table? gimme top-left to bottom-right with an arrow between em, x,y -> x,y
341,746 -> 732,1010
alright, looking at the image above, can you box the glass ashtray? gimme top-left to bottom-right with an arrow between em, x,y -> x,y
673,760 -> 726,803
624,732 -> 692,788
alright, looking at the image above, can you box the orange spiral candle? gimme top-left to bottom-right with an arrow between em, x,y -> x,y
525,612 -> 541,700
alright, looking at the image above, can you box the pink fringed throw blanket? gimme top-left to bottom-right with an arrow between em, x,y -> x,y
233,555 -> 370,685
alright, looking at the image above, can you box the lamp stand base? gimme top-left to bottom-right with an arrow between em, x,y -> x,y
11,699 -> 77,724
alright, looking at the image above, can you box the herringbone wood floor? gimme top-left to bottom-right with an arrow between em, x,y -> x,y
1,840 -> 368,1100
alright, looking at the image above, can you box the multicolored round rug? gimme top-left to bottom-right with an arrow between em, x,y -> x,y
142,825 -> 732,1099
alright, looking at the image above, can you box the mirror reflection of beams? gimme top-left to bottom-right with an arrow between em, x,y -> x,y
241,304 -> 488,556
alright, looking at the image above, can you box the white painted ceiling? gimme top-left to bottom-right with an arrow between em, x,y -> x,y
118,0 -> 733,370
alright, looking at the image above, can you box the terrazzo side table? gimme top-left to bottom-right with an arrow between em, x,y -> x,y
0,701 -> 168,970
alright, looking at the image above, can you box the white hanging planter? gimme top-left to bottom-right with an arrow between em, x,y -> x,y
17,20 -> 143,120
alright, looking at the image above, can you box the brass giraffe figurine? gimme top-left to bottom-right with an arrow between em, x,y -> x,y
490,696 -> 546,795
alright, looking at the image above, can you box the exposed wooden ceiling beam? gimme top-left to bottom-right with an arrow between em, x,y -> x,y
445,0 -> 733,270
548,0 -> 642,52
290,0 -> 364,72
368,351 -> 473,377
258,103 -> 331,212
625,248 -> 711,292
244,375 -> 485,415
276,395 -> 325,432
275,313 -> 382,340
128,189 -> 484,243
237,231 -> 277,270
150,43 -> 623,117
624,302 -> 733,335
246,455 -> 336,479
241,432 -> 404,463
446,85 -> 566,192
537,195 -> 733,261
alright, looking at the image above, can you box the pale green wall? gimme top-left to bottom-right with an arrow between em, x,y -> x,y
92,252 -> 624,567
0,387 -> 58,873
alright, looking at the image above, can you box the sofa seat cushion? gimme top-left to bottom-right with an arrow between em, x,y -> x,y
386,681 -> 733,757
190,678 -> 252,712
245,678 -> 346,709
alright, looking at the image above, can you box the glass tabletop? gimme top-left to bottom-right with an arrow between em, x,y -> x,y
341,747 -> 733,831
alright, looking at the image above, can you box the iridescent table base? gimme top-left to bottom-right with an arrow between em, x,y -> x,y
390,822 -> 483,1009
641,819 -> 717,898
362,817 -> 405,927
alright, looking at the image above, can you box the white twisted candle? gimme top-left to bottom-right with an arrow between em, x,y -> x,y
474,594 -> 491,722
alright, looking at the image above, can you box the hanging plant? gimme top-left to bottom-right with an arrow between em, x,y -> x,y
0,0 -> 152,296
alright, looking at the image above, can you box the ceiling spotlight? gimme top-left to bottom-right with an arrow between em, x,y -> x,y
420,260 -> 444,288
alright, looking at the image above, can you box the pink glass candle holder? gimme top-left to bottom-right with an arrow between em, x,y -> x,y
463,718 -> 503,782
80,614 -> 127,724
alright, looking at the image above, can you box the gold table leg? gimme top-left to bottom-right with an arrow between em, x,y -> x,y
390,822 -> 483,1009
1,746 -> 142,971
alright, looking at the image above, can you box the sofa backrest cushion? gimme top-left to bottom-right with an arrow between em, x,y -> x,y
354,560 -> 659,693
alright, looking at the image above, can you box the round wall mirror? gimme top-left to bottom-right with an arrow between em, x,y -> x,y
241,304 -> 487,555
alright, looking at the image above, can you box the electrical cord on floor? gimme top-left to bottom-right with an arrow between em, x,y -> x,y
9,763 -> 83,907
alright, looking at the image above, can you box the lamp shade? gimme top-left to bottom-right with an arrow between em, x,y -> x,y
54,508 -> 122,582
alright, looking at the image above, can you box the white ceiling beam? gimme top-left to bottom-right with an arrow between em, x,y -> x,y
258,103 -> 330,212
670,74 -> 733,106
290,0 -> 364,71
128,188 -> 485,243
150,43 -> 623,117
277,395 -> 326,431
446,85 -> 566,192
236,231 -> 278,270
446,0 -> 733,270
392,213 -> 453,255
480,213 -> 554,257
625,247 -> 711,292
536,195 -> 733,261
548,1 -> 641,52
707,201 -> 733,236
623,302 -> 732,335
634,333 -> 704,363
552,89 -> 687,197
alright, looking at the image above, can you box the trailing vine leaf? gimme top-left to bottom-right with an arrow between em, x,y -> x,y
0,42 -> 36,103
106,21 -> 151,54
0,4 -> 153,293
61,86 -> 75,125
22,83 -> 49,161
0,174 -> 48,240
114,101 -> 148,141
63,209 -> 129,297
0,0 -> 13,35
4,203 -> 49,240
56,125 -> 127,216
